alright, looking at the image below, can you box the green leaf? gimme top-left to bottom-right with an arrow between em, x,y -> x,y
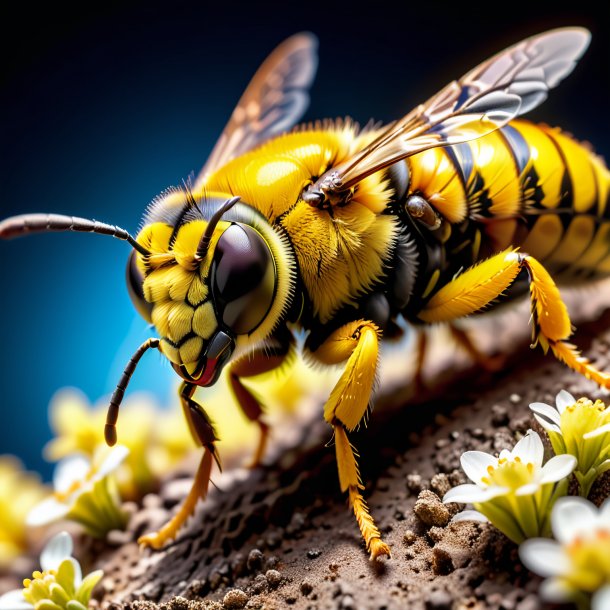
66,601 -> 87,610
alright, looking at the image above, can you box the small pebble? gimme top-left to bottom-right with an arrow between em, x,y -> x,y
403,530 -> 417,545
265,570 -> 282,589
430,473 -> 451,497
247,549 -> 264,572
406,473 -> 422,493
307,549 -> 322,559
223,589 -> 249,609
413,490 -> 450,527
491,405 -> 509,426
249,575 -> 268,595
509,393 -> 521,404
300,580 -> 313,596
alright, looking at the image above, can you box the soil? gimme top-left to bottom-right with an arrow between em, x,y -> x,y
5,294 -> 610,610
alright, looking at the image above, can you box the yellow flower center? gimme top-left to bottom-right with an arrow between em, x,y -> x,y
480,457 -> 535,490
565,529 -> 610,593
559,398 -> 610,475
562,398 -> 609,439
23,569 -> 58,605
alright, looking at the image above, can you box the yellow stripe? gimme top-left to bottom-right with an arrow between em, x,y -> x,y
408,148 -> 468,223
520,215 -> 563,261
545,215 -> 595,267
543,127 -> 597,213
512,121 -> 564,209
590,154 -> 610,217
596,253 -> 610,274
466,130 -> 521,216
568,222 -> 610,272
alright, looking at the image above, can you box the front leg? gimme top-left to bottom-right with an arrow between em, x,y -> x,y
228,326 -> 294,467
139,382 -> 219,549
311,320 -> 391,560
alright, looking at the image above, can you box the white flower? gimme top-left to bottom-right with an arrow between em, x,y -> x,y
28,445 -> 129,538
443,430 -> 576,542
530,390 -> 610,497
520,496 -> 610,609
0,531 -> 103,610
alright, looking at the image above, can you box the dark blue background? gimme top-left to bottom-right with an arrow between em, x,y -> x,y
1,1 -> 609,478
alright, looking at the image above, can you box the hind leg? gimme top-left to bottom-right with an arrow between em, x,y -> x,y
418,248 -> 610,387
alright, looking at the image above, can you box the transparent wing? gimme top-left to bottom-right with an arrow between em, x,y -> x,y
194,32 -> 318,189
311,27 -> 590,197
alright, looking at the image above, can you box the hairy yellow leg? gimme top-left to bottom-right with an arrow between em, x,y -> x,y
139,382 -> 219,549
312,319 -> 390,560
334,425 -> 391,560
228,328 -> 293,467
418,248 -> 610,388
138,449 -> 213,549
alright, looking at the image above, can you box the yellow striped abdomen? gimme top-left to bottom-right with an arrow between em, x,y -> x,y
407,119 -> 610,281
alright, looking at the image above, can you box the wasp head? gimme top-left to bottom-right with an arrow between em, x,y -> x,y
127,189 -> 295,386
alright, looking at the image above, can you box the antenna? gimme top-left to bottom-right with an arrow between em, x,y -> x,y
0,213 -> 151,257
194,196 -> 240,261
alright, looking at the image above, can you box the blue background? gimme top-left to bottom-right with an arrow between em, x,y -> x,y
1,1 -> 609,478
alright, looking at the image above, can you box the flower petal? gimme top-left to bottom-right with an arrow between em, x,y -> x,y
555,390 -> 575,414
40,531 -> 73,571
93,445 -> 129,481
599,497 -> 610,529
0,589 -> 33,610
539,577 -> 574,603
552,496 -> 599,544
592,584 -> 610,610
512,430 -> 544,466
460,451 -> 497,484
539,454 -> 576,484
75,570 -> 103,605
56,557 -> 82,592
532,413 -> 562,434
27,498 -> 70,527
53,455 -> 90,494
515,483 -> 540,496
443,484 -> 503,504
583,422 -> 610,439
451,510 -> 489,523
529,402 -> 561,427
519,539 -> 570,577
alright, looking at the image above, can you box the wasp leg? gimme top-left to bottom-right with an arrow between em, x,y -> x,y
412,328 -> 428,391
448,324 -> 505,372
228,327 -> 294,467
418,248 -> 610,388
138,382 -> 219,549
311,320 -> 391,560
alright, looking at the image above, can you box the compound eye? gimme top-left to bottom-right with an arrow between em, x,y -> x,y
126,250 -> 153,322
211,224 -> 276,335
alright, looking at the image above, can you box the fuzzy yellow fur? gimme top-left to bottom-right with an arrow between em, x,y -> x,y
204,123 -> 397,324
550,341 -> 610,389
315,321 -> 380,432
419,249 -> 521,322
522,256 -> 572,342
334,426 -> 390,559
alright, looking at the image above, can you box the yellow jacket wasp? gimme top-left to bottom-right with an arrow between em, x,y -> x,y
2,27 -> 608,559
